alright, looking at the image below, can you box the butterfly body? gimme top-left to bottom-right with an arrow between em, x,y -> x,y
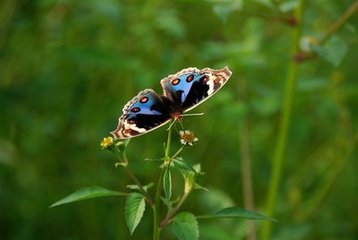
111,66 -> 232,139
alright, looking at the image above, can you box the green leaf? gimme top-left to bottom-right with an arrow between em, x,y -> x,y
312,36 -> 348,67
173,212 -> 199,240
163,167 -> 172,201
193,183 -> 209,192
278,0 -> 298,12
50,186 -> 126,207
125,192 -> 146,235
208,0 -> 242,22
127,182 -> 154,191
196,207 -> 276,221
192,164 -> 203,174
173,159 -> 197,174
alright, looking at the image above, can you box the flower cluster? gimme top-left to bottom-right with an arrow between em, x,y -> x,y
179,130 -> 198,146
100,136 -> 114,149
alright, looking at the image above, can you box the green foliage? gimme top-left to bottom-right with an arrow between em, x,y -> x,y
173,212 -> 199,240
125,193 -> 146,235
58,127 -> 272,239
196,207 -> 276,221
50,186 -> 126,207
163,167 -> 172,202
0,0 -> 357,239
312,36 -> 349,67
172,158 -> 197,173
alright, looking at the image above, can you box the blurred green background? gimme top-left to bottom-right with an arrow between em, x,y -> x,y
0,0 -> 357,239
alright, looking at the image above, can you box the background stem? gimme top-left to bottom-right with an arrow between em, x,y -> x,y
261,0 -> 305,239
237,76 -> 256,240
319,0 -> 358,44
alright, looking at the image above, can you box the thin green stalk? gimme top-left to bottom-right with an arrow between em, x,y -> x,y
160,191 -> 189,228
169,147 -> 184,163
153,123 -> 173,240
237,76 -> 256,240
124,165 -> 154,207
261,0 -> 305,239
319,0 -> 358,44
116,149 -> 154,207
165,123 -> 173,162
153,168 -> 164,240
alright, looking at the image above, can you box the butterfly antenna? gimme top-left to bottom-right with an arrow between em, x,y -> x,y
181,112 -> 205,117
176,113 -> 204,131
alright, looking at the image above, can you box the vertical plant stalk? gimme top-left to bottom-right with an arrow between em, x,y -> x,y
237,77 -> 256,240
153,124 -> 173,240
261,0 -> 305,239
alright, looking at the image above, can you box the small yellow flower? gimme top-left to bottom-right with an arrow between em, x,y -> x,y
100,136 -> 114,149
179,130 -> 198,146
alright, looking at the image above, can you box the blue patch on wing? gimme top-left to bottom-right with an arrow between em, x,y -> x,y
127,91 -> 163,117
111,89 -> 172,139
168,72 -> 205,103
124,90 -> 172,129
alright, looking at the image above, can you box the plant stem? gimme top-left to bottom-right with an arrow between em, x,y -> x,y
118,150 -> 154,207
170,147 -> 184,162
261,0 -> 305,239
293,1 -> 358,63
153,168 -> 164,240
160,192 -> 189,228
319,0 -> 358,44
165,123 -> 173,162
124,164 -> 154,207
153,123 -> 173,240
237,76 -> 256,240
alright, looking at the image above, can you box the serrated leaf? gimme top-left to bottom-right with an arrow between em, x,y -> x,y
50,186 -> 126,207
125,193 -> 146,235
163,168 -> 172,201
312,36 -> 348,67
173,212 -> 199,240
196,207 -> 276,222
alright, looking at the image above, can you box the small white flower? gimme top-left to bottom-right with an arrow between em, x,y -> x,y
179,130 -> 198,146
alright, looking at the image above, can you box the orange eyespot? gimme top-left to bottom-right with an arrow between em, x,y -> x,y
172,78 -> 180,85
140,96 -> 148,103
186,74 -> 194,82
131,107 -> 140,113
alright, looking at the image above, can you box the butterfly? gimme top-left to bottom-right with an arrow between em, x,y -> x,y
111,66 -> 232,139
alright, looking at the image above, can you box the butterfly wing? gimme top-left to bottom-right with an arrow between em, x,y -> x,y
160,66 -> 232,112
111,89 -> 172,139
